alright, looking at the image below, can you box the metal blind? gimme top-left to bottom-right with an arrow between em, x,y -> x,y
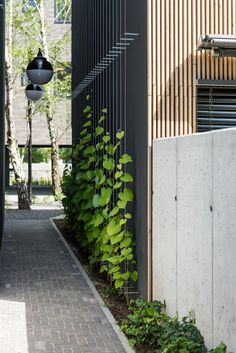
197,87 -> 236,132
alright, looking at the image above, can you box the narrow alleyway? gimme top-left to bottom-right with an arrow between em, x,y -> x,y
0,209 -> 129,353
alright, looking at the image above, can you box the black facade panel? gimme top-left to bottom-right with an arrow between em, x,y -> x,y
126,0 -> 148,298
0,0 -> 5,249
72,0 -> 148,298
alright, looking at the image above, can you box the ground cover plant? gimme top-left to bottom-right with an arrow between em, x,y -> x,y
121,299 -> 231,353
62,104 -> 137,291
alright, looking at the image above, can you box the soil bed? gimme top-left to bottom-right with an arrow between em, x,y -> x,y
53,218 -> 156,353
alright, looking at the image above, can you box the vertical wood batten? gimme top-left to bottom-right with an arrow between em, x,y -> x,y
151,0 -> 236,140
165,0 -> 170,137
161,0 -> 166,137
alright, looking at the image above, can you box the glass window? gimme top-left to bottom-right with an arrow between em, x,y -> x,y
55,0 -> 71,24
29,0 -> 36,6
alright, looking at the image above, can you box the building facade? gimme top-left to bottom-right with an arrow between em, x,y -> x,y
0,0 -> 5,247
72,0 -> 236,299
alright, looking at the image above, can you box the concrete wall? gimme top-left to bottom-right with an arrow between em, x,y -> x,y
153,128 -> 236,351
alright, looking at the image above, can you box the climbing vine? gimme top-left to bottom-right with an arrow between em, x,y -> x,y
62,104 -> 137,290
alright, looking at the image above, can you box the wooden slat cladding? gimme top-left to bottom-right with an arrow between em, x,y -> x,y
149,0 -> 236,139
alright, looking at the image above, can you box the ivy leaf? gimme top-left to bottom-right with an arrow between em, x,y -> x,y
130,271 -> 138,282
121,247 -> 133,256
114,182 -> 122,189
109,207 -> 119,217
100,265 -> 108,273
108,256 -> 120,264
98,175 -> 106,186
115,171 -> 123,179
117,164 -> 122,170
83,105 -> 91,113
120,219 -> 127,226
96,126 -> 104,136
119,153 -> 133,164
107,178 -> 114,186
83,120 -> 92,127
117,200 -> 127,209
101,253 -> 110,261
115,279 -> 124,289
102,134 -> 110,143
116,130 -> 125,140
113,272 -> 122,280
105,144 -> 115,155
120,238 -> 132,248
93,194 -> 100,208
93,214 -> 104,227
99,188 -> 112,206
118,188 -> 134,202
98,115 -> 106,123
103,158 -> 115,171
126,254 -> 134,261
107,220 -> 122,236
109,265 -> 120,274
102,108 -> 107,114
121,272 -> 130,281
125,213 -> 132,219
80,128 -> 88,136
120,173 -> 133,183
83,145 -> 96,156
110,232 -> 124,245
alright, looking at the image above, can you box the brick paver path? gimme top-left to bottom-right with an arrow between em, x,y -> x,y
0,210 -> 127,353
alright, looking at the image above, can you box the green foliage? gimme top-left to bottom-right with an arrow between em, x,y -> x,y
121,299 -> 230,353
62,106 -> 137,291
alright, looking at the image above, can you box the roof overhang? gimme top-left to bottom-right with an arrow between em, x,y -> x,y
198,34 -> 236,57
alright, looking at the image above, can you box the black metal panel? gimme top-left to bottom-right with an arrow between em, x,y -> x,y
0,0 -> 5,249
197,87 -> 236,132
72,0 -> 148,297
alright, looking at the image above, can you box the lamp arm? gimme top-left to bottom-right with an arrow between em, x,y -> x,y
47,54 -> 71,72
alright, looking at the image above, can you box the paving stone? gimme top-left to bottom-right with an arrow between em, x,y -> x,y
0,212 -> 127,353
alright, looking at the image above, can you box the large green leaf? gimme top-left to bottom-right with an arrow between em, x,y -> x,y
110,232 -> 124,245
117,200 -> 127,209
95,126 -> 104,136
116,130 -> 125,140
103,158 -> 115,171
99,188 -> 112,206
93,194 -> 100,208
115,171 -> 123,179
115,278 -> 124,289
93,214 -> 104,227
120,173 -> 133,182
83,145 -> 96,156
107,220 -> 122,236
83,120 -> 92,127
83,187 -> 94,200
83,105 -> 91,113
130,271 -> 138,282
120,238 -> 132,248
118,188 -> 134,202
121,247 -> 132,256
119,153 -> 133,164
102,134 -> 110,143
114,182 -> 122,189
109,207 -> 119,217
98,115 -> 106,124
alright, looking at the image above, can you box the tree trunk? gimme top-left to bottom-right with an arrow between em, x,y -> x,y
46,106 -> 62,196
39,0 -> 62,198
5,0 -> 30,209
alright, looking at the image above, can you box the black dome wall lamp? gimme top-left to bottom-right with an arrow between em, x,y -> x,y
26,49 -> 53,85
25,83 -> 44,101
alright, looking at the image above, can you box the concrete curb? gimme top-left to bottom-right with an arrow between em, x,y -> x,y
50,217 -> 135,353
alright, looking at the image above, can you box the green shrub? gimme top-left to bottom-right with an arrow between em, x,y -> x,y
121,299 -> 229,353
62,104 -> 137,291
